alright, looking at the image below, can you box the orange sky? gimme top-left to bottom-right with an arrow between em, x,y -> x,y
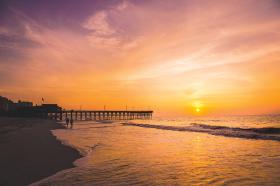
0,0 -> 280,116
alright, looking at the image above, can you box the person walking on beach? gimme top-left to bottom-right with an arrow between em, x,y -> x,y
70,118 -> 74,129
66,118 -> 69,128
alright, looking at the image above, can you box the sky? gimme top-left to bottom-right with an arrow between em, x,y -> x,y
0,0 -> 280,116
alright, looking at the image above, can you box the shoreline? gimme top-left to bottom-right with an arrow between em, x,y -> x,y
0,117 -> 82,186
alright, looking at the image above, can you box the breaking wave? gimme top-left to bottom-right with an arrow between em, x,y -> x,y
123,123 -> 280,141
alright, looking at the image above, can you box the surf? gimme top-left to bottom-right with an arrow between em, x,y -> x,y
123,122 -> 280,141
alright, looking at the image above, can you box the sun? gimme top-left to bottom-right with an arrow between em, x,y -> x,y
192,101 -> 203,114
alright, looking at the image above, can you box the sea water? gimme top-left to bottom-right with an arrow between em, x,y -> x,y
33,115 -> 280,185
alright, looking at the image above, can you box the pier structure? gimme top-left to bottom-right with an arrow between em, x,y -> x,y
47,110 -> 153,121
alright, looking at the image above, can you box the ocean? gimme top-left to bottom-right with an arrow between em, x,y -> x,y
34,115 -> 280,185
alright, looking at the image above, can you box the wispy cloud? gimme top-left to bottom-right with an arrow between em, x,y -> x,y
82,1 -> 142,50
83,11 -> 116,35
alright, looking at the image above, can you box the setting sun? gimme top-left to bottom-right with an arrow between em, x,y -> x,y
196,108 -> 201,113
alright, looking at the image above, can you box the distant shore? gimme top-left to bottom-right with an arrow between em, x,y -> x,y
0,117 -> 81,186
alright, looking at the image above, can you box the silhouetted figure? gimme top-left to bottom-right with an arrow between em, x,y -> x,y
66,118 -> 69,128
70,118 -> 74,129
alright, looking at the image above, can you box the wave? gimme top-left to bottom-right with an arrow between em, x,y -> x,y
122,123 -> 280,141
97,120 -> 114,124
51,130 -> 88,156
190,123 -> 280,134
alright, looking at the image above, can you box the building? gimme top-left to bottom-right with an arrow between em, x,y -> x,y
17,100 -> 33,108
0,96 -> 63,117
0,96 -> 16,111
40,104 -> 62,112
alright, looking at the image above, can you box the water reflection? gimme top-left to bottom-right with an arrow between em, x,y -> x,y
35,116 -> 280,185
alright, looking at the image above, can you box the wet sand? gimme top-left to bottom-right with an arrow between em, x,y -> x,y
0,117 -> 81,186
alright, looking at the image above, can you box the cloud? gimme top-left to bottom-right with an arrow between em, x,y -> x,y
116,1 -> 129,11
82,10 -> 122,48
82,1 -> 140,49
83,10 -> 120,48
83,11 -> 115,35
0,19 -> 43,61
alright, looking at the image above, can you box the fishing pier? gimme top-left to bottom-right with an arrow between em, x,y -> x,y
47,110 -> 153,121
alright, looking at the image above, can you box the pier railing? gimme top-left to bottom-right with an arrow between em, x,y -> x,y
47,110 -> 153,121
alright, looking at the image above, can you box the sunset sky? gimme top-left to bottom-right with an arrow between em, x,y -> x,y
0,0 -> 280,116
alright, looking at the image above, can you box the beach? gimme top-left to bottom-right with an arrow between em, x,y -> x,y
0,117 -> 81,186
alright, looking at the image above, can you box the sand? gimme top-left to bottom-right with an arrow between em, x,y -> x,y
0,117 -> 81,186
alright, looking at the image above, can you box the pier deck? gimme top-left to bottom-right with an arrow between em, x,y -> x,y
48,110 -> 153,121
